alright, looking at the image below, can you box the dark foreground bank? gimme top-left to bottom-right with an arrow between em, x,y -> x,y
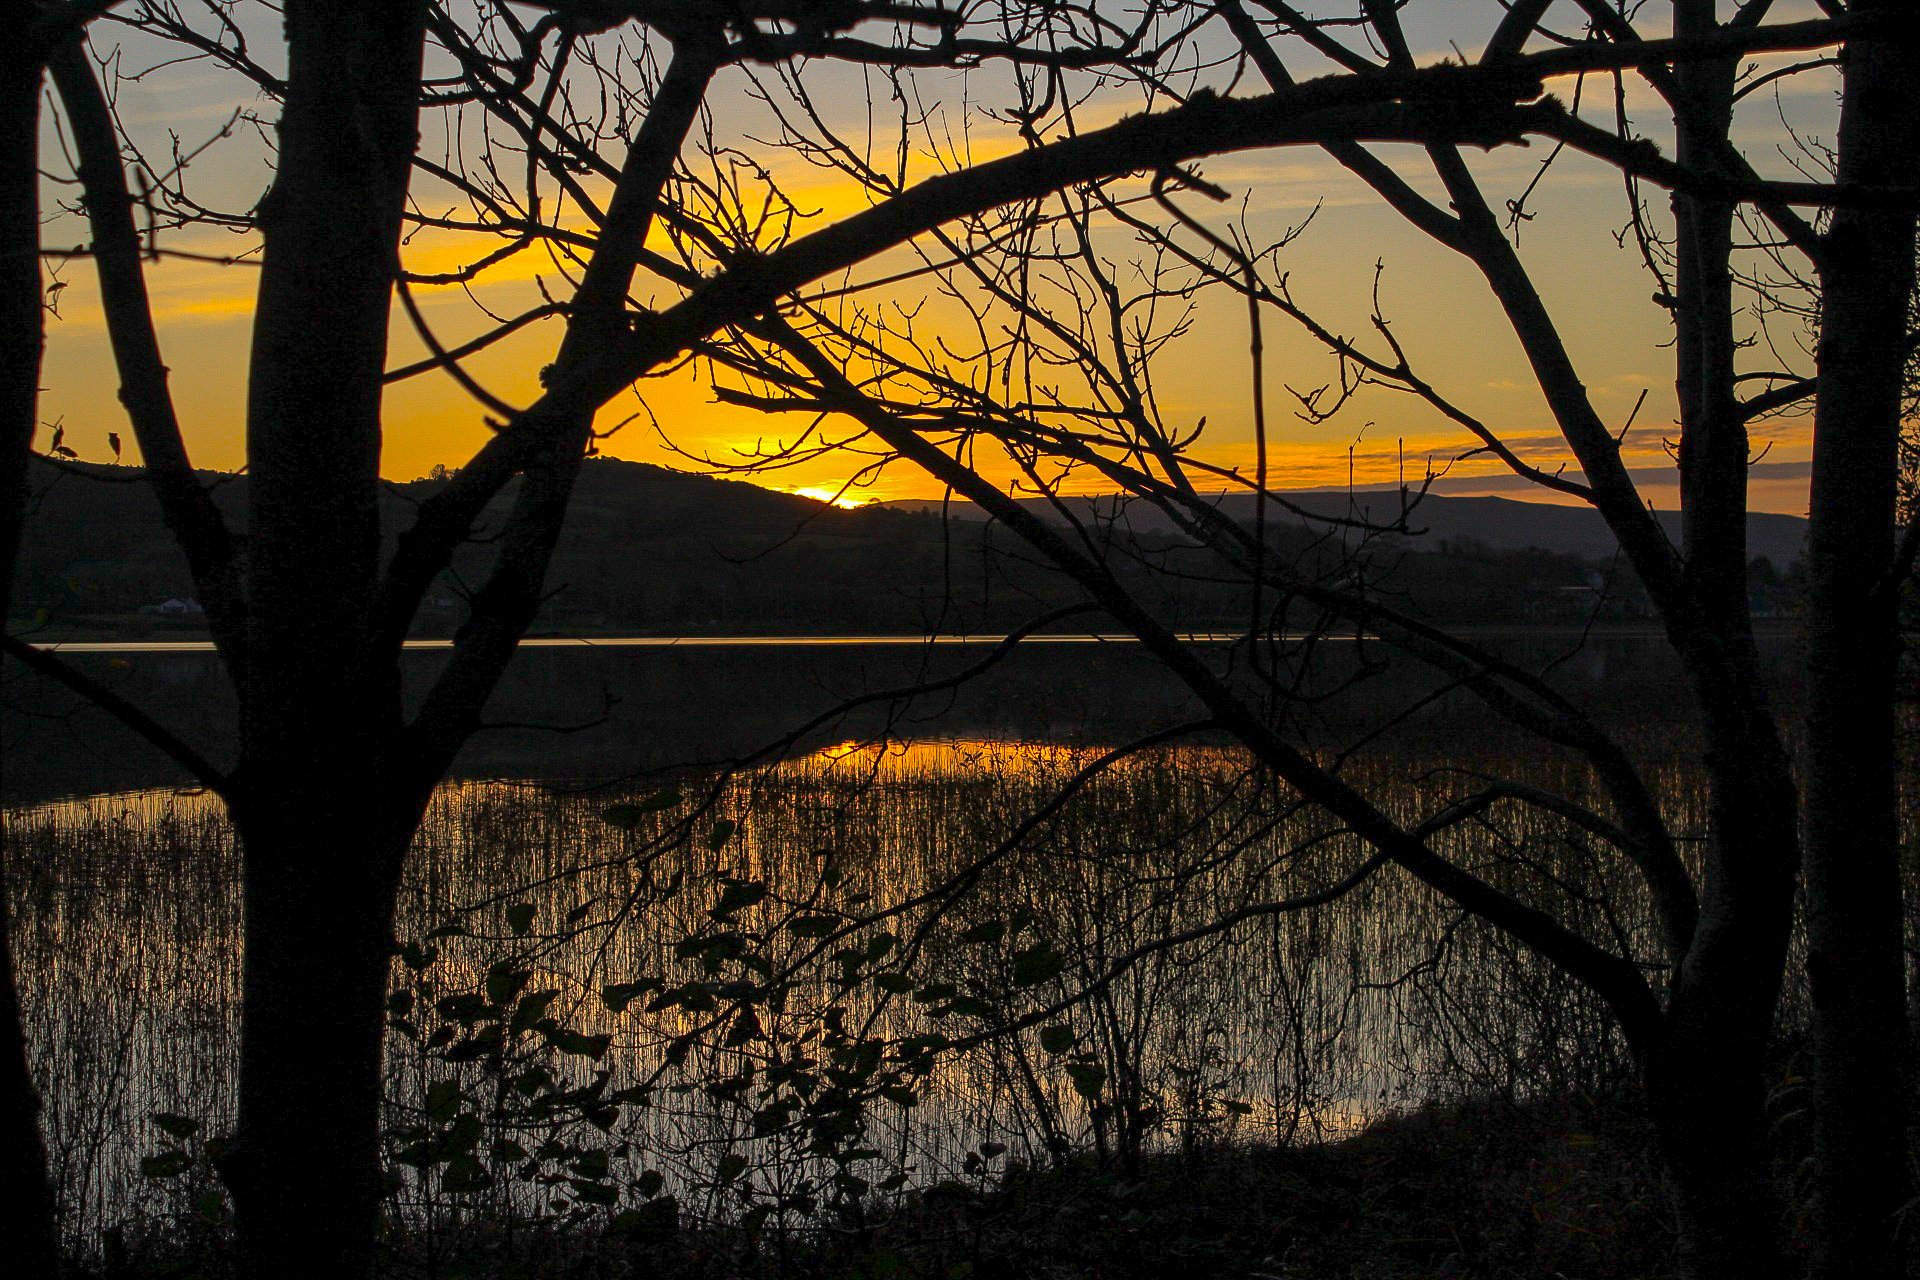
77,1094 -> 1697,1280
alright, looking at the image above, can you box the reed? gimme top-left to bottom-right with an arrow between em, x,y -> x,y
4,731 -> 1789,1270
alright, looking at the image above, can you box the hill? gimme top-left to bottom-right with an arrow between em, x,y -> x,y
10,458 -> 1085,636
6,459 -> 1798,639
883,489 -> 1808,570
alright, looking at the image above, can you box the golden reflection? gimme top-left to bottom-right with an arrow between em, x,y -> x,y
11,736 -> 1687,1238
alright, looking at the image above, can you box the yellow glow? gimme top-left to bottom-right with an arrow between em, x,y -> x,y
33,62 -> 1824,517
785,485 -> 868,509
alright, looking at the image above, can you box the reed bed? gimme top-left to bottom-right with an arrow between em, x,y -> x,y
7,734 -> 1704,1266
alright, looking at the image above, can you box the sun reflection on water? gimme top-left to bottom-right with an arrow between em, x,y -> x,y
9,735 -> 1676,1247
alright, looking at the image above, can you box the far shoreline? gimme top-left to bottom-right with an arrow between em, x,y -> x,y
8,618 -> 1807,653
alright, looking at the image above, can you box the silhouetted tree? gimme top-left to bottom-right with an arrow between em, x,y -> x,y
19,2 -> 1207,1274
1,4 -> 122,1274
683,5 -> 1915,1277
11,2 -> 1907,1278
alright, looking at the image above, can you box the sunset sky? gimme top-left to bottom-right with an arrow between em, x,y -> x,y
35,3 -> 1839,516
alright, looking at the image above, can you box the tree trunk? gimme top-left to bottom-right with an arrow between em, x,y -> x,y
223,4 -> 428,1277
223,777 -> 419,1277
1650,925 -> 1795,1280
1639,699 -> 1799,1279
1670,13 -> 1746,631
0,19 -> 60,1278
1803,6 -> 1918,1276
1646,1064 -> 1782,1280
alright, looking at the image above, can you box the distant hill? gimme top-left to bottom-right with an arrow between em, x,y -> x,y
6,459 -> 1798,639
9,458 -> 1089,636
884,489 -> 1809,570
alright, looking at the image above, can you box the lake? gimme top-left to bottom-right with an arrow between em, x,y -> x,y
0,633 -> 1762,1248
3,629 -> 1729,802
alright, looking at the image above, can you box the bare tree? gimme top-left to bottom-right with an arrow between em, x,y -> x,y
1,4 -> 126,1274
13,1 -> 1905,1277
671,5 -> 1915,1278
20,2 -> 1193,1273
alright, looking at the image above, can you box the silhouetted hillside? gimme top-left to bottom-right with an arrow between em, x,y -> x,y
10,458 -> 1093,635
885,489 -> 1808,570
7,458 -> 1796,638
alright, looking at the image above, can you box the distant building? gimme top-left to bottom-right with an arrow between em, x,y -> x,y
140,596 -> 205,617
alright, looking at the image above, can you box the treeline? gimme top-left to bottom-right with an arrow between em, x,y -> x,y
10,457 -> 1781,636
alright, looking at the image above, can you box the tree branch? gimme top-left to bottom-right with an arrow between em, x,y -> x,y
760,311 -> 1667,1051
47,37 -> 249,677
400,34 -> 724,762
3,637 -> 230,795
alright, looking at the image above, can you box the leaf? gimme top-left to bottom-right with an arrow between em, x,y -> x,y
936,993 -> 995,1019
569,1149 -> 611,1180
725,1008 -> 762,1046
425,1079 -> 464,1122
602,790 -> 683,829
569,1176 -> 619,1205
1064,1061 -> 1106,1102
601,979 -> 660,1014
634,1169 -> 665,1199
1037,1024 -> 1075,1054
149,1112 -> 200,1140
715,1152 -> 748,1184
393,1140 -> 435,1169
710,879 -> 768,920
958,920 -> 1005,946
547,1027 -> 612,1060
436,993 -> 492,1024
510,989 -> 561,1035
140,1150 -> 193,1179
441,1152 -> 493,1193
398,941 -> 437,972
788,914 -> 839,937
705,818 -> 737,851
441,1026 -> 503,1062
1011,943 -> 1067,988
486,964 -> 532,1007
896,1032 -> 951,1060
443,1113 -> 484,1157
504,902 -> 536,936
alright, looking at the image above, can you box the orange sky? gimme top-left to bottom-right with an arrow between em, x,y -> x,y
35,12 -> 1835,518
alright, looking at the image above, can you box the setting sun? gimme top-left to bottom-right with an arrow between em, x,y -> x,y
784,485 -> 869,510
